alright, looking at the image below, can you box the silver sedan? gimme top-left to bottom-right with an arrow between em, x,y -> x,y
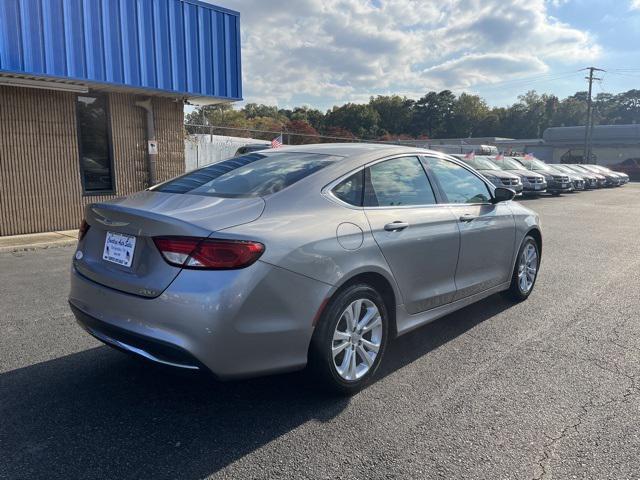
69,144 -> 542,394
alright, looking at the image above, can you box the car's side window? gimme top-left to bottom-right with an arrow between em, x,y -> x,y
364,156 -> 436,207
426,157 -> 491,204
332,170 -> 364,206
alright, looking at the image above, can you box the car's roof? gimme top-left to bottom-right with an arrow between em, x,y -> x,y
267,142 -> 440,158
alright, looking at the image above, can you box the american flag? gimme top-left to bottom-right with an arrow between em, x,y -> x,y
523,153 -> 534,161
464,151 -> 475,160
495,153 -> 505,161
271,134 -> 283,148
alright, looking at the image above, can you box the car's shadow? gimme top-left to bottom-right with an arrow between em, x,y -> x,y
1,294 -> 514,479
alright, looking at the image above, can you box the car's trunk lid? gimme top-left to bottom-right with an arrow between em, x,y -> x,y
74,191 -> 265,297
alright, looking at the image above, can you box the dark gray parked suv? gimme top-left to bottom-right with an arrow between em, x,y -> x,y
514,156 -> 573,195
490,156 -> 547,195
453,155 -> 523,194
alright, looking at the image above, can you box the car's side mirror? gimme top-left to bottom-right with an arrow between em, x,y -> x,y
492,187 -> 516,203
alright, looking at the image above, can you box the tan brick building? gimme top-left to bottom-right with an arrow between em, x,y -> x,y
0,0 -> 241,236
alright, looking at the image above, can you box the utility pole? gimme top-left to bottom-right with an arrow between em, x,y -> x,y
581,67 -> 604,164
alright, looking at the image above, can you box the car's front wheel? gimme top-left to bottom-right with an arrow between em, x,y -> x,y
308,284 -> 389,395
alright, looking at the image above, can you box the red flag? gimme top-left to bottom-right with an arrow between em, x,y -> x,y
464,151 -> 475,160
495,153 -> 504,161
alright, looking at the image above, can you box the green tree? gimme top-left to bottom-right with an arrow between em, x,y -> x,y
289,106 -> 326,133
413,90 -> 456,138
449,93 -> 490,138
185,104 -> 248,135
552,93 -> 587,128
613,90 -> 640,124
368,95 -> 414,135
243,103 -> 281,119
324,103 -> 380,138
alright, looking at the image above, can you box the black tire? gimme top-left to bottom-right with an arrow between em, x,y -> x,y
551,191 -> 561,196
307,284 -> 389,395
505,235 -> 540,302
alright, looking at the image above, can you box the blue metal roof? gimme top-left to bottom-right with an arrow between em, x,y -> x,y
0,0 -> 241,101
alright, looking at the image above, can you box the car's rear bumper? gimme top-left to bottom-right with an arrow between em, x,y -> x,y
71,303 -> 205,370
68,262 -> 331,379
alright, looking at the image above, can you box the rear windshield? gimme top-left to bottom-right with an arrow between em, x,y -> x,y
154,152 -> 342,197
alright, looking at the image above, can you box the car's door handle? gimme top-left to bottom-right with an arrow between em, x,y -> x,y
384,221 -> 409,231
459,214 -> 478,223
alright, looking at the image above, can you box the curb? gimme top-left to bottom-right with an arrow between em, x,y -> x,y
0,238 -> 77,254
0,230 -> 78,254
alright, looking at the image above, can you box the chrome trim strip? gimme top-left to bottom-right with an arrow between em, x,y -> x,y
86,326 -> 200,370
321,151 -> 497,210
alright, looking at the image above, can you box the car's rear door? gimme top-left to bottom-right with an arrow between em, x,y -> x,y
424,156 -> 516,301
363,156 -> 460,314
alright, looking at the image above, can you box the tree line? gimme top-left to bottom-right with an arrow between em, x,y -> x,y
185,89 -> 640,144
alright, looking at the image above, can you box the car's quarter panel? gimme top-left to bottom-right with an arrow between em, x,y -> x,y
69,259 -> 331,378
447,203 -> 516,300
219,186 -> 402,304
364,206 -> 460,314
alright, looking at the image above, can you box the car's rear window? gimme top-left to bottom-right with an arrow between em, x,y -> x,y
154,152 -> 342,197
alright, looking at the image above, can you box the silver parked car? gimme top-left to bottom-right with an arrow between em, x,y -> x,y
69,144 -> 542,394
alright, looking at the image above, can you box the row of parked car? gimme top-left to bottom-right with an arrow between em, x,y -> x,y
450,154 -> 630,195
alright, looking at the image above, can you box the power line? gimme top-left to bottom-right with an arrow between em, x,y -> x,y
607,71 -> 640,79
477,70 -> 583,92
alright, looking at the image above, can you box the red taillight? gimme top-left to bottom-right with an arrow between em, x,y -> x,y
153,237 -> 264,270
78,220 -> 90,241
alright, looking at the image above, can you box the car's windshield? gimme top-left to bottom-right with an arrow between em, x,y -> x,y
496,157 -> 528,170
526,158 -> 554,172
554,165 -> 572,174
570,165 -> 590,173
462,156 -> 500,171
154,152 -> 342,197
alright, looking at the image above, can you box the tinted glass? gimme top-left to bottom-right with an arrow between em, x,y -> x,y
427,157 -> 491,204
332,170 -> 364,206
77,95 -> 114,192
364,157 -> 436,207
500,157 -> 528,170
529,159 -> 553,171
155,152 -> 341,197
462,156 -> 500,171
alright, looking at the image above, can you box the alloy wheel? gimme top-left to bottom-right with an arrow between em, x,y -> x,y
332,298 -> 383,381
518,243 -> 538,293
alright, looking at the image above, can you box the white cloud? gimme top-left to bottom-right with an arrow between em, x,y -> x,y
631,0 -> 640,9
219,0 -> 599,108
423,53 -> 549,90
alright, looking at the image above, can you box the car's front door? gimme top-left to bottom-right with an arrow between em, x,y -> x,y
363,156 -> 460,314
424,156 -> 516,300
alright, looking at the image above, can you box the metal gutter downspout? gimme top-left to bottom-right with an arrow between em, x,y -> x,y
135,98 -> 158,187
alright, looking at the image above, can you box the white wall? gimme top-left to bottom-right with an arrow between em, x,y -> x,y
185,134 -> 269,171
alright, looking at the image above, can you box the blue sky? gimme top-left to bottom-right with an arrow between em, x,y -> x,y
211,0 -> 640,110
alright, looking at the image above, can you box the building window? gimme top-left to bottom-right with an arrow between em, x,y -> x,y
76,94 -> 115,194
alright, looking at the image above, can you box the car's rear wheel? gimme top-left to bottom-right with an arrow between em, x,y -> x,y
505,235 -> 540,301
308,284 -> 389,395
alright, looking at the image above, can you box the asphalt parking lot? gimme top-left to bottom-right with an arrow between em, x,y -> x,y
2,184 -> 640,480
